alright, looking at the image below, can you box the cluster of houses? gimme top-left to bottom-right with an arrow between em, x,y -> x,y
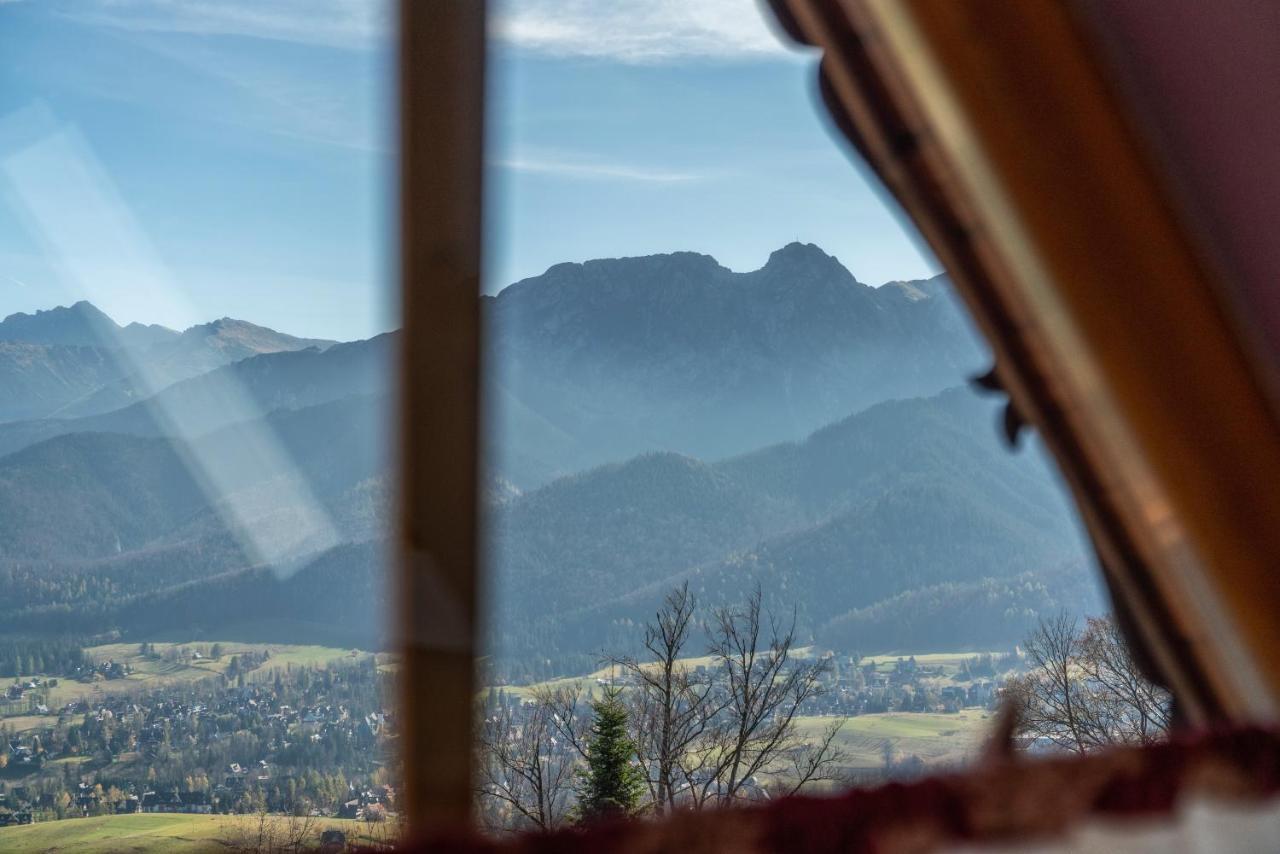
5,678 -> 48,702
5,736 -> 37,768
70,659 -> 132,683
0,791 -> 34,826
0,675 -> 395,825
337,784 -> 396,822
2,685 -> 386,765
792,654 -> 1006,717
0,772 -> 392,822
34,782 -> 214,817
2,678 -> 53,717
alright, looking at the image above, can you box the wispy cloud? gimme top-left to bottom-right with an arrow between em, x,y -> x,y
56,0 -> 390,50
135,37 -> 388,153
52,0 -> 793,62
496,152 -> 705,183
492,0 -> 797,63
32,3 -> 390,155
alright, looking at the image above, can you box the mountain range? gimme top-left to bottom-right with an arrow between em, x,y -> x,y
0,301 -> 334,423
486,242 -> 987,486
0,246 -> 1100,665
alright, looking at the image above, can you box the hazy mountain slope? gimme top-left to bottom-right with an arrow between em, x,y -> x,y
717,389 -> 1069,533
488,387 -> 1096,662
0,379 -> 1098,656
0,333 -> 393,458
491,452 -> 805,618
0,302 -> 338,422
0,341 -> 130,421
817,566 -> 1099,653
0,432 -> 207,562
485,243 -> 986,487
0,392 -> 385,562
61,318 -> 338,417
673,480 -> 1078,624
0,393 -> 389,645
1,540 -> 388,648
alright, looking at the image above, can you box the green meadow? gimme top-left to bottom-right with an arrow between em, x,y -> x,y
0,813 -> 394,853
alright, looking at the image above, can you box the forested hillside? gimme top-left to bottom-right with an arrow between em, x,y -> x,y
488,388 -> 1098,674
0,333 -> 392,458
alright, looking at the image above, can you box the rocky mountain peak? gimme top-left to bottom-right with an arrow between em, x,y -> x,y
759,242 -> 860,284
0,300 -> 120,347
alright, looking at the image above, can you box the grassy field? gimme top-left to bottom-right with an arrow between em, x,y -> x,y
496,650 -> 1001,776
86,641 -> 365,678
502,648 -> 1003,698
859,651 -> 1006,672
1,715 -> 54,735
499,648 -> 823,700
2,642 -> 367,715
796,709 -> 993,769
0,813 -> 395,852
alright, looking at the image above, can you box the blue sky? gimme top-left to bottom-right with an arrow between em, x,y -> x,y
0,0 -> 936,341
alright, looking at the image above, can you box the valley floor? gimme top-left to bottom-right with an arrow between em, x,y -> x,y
0,813 -> 396,852
794,709 -> 992,771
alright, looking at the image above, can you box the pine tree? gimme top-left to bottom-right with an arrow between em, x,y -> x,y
576,687 -> 644,823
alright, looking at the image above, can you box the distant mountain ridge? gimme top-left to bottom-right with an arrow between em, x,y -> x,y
486,242 -> 986,486
0,333 -> 392,458
0,246 -> 976,477
57,316 -> 338,418
0,301 -> 336,423
0,300 -> 172,350
488,387 -> 1098,666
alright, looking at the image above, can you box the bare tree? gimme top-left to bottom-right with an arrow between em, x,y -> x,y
1076,616 -> 1172,745
477,586 -> 849,827
682,587 -> 847,806
1005,612 -> 1092,753
535,683 -> 592,763
612,583 -> 723,816
475,692 -> 580,834
1007,614 -> 1170,753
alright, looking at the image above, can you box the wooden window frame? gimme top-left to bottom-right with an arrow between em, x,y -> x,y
768,0 -> 1280,724
394,0 -> 1280,836
397,0 -> 487,838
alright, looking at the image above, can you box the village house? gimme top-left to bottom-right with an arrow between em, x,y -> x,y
0,809 -> 34,827
141,790 -> 212,815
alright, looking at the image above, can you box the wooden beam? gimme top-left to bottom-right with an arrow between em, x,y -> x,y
397,0 -> 486,836
775,0 -> 1280,721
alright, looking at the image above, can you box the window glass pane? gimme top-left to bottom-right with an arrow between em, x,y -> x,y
478,0 -> 1137,832
0,2 -> 400,846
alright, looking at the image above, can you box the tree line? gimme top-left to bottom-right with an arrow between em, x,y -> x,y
475,584 -> 847,833
1007,613 -> 1172,752
478,592 -> 1173,835
0,637 -> 89,678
